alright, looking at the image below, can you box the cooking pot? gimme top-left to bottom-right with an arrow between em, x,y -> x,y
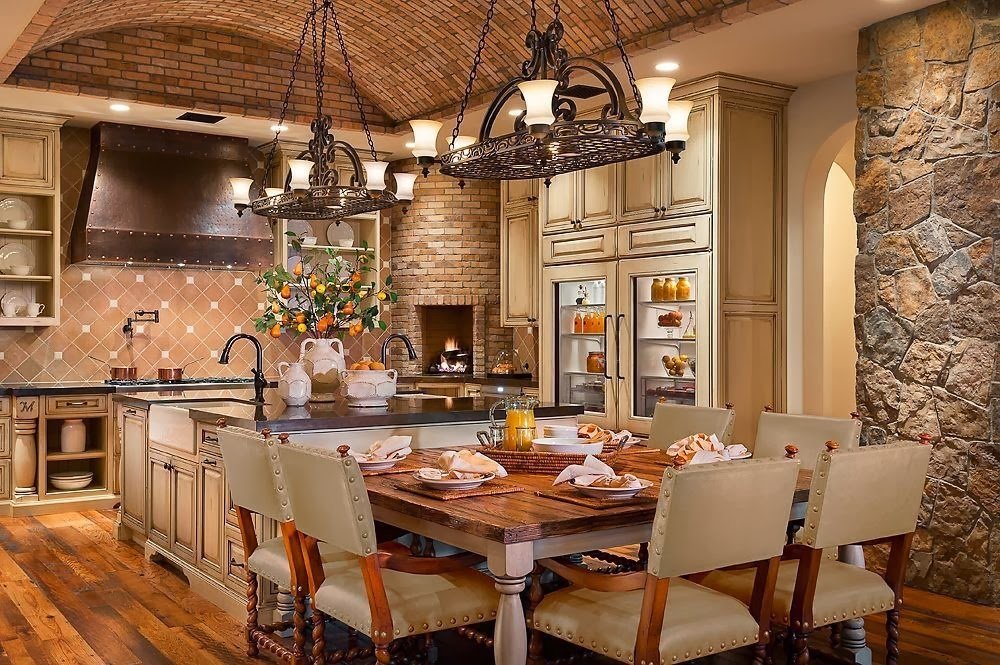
156,357 -> 204,383
89,355 -> 137,381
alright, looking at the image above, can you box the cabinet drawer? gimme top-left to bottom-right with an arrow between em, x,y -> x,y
45,394 -> 107,416
617,214 -> 711,258
0,398 -> 10,418
0,460 -> 9,500
199,425 -> 221,457
225,536 -> 248,593
0,418 -> 9,458
542,227 -> 617,265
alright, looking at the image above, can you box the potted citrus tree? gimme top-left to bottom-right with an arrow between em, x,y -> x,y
254,232 -> 398,401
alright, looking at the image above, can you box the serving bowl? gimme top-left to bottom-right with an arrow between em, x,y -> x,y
341,368 -> 398,407
49,471 -> 94,491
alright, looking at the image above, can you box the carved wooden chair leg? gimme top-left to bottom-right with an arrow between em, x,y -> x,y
791,631 -> 810,665
310,608 -> 326,664
246,570 -> 261,658
292,584 -> 308,664
752,643 -> 767,665
829,622 -> 841,650
374,636 -> 392,665
886,609 -> 901,665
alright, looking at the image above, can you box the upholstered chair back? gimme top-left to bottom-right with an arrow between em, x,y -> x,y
798,443 -> 931,550
646,458 -> 799,579
218,426 -> 292,522
648,402 -> 737,448
277,444 -> 378,558
753,412 -> 861,468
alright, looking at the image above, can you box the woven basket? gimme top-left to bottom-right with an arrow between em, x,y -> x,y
479,441 -> 622,475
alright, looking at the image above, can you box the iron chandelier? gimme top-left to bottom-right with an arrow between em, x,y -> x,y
230,0 -> 415,219
407,0 -> 692,182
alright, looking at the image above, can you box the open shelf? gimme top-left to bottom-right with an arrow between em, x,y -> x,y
0,274 -> 53,282
300,245 -> 374,253
0,228 -> 53,237
638,336 -> 697,343
0,316 -> 57,327
561,333 -> 605,339
46,450 -> 107,462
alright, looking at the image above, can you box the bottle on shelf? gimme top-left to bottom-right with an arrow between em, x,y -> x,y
651,278 -> 664,302
676,276 -> 691,301
682,310 -> 696,339
663,277 -> 677,301
573,312 -> 583,333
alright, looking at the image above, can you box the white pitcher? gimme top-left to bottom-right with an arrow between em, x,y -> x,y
300,338 -> 345,402
277,361 -> 311,406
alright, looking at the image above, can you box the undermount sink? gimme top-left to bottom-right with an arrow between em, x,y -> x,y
148,400 -> 249,454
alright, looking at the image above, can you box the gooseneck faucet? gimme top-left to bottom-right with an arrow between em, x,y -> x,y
219,333 -> 267,403
380,333 -> 417,368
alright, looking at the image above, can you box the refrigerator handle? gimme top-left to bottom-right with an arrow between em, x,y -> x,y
602,315 -> 613,381
615,313 -> 626,381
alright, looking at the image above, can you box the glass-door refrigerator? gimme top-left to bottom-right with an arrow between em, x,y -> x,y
540,262 -> 618,430
616,254 -> 712,433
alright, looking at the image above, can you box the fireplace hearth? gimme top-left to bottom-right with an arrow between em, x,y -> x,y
419,305 -> 474,375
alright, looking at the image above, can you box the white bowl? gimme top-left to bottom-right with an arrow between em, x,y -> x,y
10,265 -> 30,276
49,471 -> 94,491
542,425 -> 581,439
301,236 -> 318,245
569,478 -> 653,499
337,239 -> 354,248
414,472 -> 493,491
7,219 -> 28,230
341,368 -> 398,407
532,438 -> 604,455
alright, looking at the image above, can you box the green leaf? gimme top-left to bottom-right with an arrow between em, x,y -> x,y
378,319 -> 388,331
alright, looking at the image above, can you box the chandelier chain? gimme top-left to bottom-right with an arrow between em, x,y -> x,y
261,3 -> 314,194
530,0 -> 537,32
602,0 -> 640,111
451,0 -> 498,148
329,0 -> 378,159
552,0 -> 561,25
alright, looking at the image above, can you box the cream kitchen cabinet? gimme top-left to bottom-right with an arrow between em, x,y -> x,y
0,125 -> 56,190
501,179 -> 538,210
119,405 -> 147,534
147,449 -> 171,548
147,447 -> 197,564
500,203 -> 539,326
196,453 -> 226,579
540,164 -> 616,234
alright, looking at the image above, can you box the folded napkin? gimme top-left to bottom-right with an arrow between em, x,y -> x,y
351,435 -> 412,461
434,449 -> 508,478
666,433 -> 748,465
553,455 -> 643,488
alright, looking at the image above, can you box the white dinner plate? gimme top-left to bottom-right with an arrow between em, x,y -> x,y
326,221 -> 355,247
414,472 -> 494,491
569,478 -> 653,500
531,438 -> 603,455
0,197 -> 32,227
1,293 -> 26,317
357,456 -> 405,471
0,243 -> 33,274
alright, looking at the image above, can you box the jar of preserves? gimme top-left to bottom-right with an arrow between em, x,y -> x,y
651,278 -> 664,302
586,351 -> 606,374
676,276 -> 691,301
663,277 -> 678,301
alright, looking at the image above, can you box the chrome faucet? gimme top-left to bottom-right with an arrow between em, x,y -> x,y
219,333 -> 267,403
380,333 -> 417,368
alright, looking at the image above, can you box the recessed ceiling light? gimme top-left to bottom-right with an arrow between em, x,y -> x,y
655,61 -> 680,72
109,102 -> 130,112
508,108 -> 524,117
270,124 -> 288,133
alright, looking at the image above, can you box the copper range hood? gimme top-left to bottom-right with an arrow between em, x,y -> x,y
70,122 -> 273,269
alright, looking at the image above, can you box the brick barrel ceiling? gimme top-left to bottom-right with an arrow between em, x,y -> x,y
5,0 -> 794,123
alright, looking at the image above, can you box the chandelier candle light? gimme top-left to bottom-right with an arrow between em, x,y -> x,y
229,0 -> 411,220
406,0 -> 690,182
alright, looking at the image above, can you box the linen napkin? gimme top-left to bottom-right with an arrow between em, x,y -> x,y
351,435 -> 412,461
425,449 -> 509,479
553,455 -> 643,488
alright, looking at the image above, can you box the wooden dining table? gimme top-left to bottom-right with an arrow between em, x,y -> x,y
364,447 -> 867,665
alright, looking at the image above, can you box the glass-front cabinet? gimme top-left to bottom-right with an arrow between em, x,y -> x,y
541,254 -> 711,435
616,254 -> 711,432
540,262 -> 618,430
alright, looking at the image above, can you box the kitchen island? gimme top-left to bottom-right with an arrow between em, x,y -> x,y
111,387 -> 583,620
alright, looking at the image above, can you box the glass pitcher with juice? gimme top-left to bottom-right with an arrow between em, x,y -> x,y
503,393 -> 539,451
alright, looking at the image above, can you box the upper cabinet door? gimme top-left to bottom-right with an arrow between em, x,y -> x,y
503,179 -> 539,209
663,97 -> 713,217
0,129 -> 54,190
541,171 -> 578,234
500,205 -> 539,326
579,165 -> 616,228
616,154 -> 660,223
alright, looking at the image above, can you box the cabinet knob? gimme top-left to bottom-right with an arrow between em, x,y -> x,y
163,462 -> 172,471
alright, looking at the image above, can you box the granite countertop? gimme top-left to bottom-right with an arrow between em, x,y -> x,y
181,390 -> 580,432
2,378 -> 270,397
401,374 -> 538,387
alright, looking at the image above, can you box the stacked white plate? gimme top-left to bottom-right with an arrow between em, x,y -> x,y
49,471 -> 94,491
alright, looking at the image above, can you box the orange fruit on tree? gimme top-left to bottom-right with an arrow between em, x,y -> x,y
317,319 -> 329,333
294,311 -> 306,324
309,275 -> 318,289
269,323 -> 282,338
271,302 -> 281,313
293,262 -> 303,277
350,271 -> 362,283
280,284 -> 291,299
281,313 -> 290,325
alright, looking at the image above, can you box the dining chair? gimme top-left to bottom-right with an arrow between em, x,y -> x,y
752,409 -> 861,468
218,425 -> 357,663
698,441 -> 931,665
527,456 -> 800,665
647,401 -> 736,448
277,443 -> 500,664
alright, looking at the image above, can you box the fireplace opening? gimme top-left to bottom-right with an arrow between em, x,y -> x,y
419,305 -> 473,375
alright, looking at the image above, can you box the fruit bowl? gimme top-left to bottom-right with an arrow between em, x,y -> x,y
341,368 -> 398,407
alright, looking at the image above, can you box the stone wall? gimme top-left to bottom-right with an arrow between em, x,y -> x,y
855,0 -> 998,605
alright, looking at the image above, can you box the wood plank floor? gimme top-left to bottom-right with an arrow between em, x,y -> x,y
0,511 -> 997,664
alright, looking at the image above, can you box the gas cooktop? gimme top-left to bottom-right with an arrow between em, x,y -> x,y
104,377 -> 255,386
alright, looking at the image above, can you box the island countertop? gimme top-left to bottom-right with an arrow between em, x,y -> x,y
182,391 -> 582,432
